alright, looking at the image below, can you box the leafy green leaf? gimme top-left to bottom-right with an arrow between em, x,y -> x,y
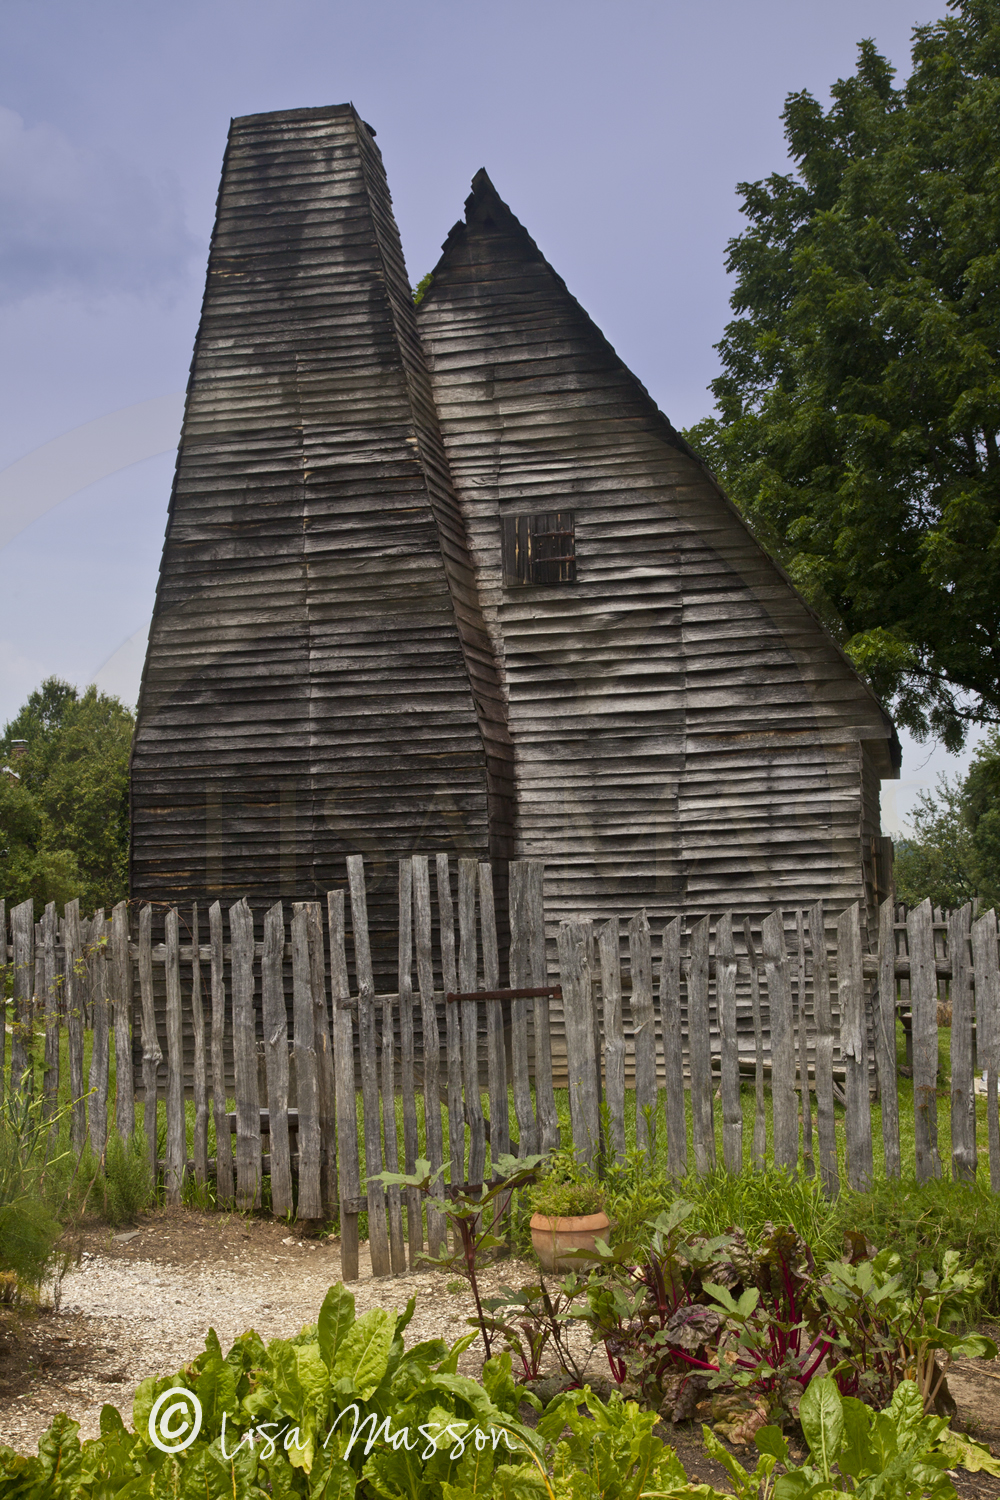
798,1377 -> 844,1481
319,1285 -> 357,1371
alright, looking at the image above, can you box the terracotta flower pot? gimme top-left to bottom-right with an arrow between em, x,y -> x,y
530,1210 -> 611,1272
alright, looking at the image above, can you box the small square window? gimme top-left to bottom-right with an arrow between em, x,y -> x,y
502,512 -> 576,586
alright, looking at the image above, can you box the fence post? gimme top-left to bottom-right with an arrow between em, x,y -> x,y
838,903 -> 872,1192
875,897 -> 900,1179
209,901 -> 234,1206
660,917 -> 687,1178
412,855 -> 446,1257
87,911 -> 109,1162
629,910 -> 657,1157
111,901 -> 133,1141
598,919 -> 626,1163
762,911 -> 797,1173
191,904 -> 209,1184
949,904 -> 976,1182
348,856 -> 392,1275
971,908 -> 1000,1193
398,860 -> 424,1264
807,903 -> 837,1194
64,899 -> 86,1153
908,899 -> 942,1182
742,919 -> 767,1170
508,860 -> 540,1157
307,902 -> 337,1219
42,903 -> 59,1130
164,907 -> 186,1203
138,905 -> 161,1183
262,901 -> 293,1218
716,913 -> 741,1174
10,899 -> 34,1098
479,862 -> 511,1162
688,915 -> 715,1175
558,920 -> 600,1166
438,853 -> 468,1187
230,898 -> 261,1210
795,910 -> 814,1179
292,902 -> 322,1220
329,888 -> 361,1281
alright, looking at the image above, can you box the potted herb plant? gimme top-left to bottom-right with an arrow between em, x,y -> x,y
528,1161 -> 610,1272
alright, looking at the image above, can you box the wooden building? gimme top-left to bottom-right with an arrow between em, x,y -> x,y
131,105 -> 899,969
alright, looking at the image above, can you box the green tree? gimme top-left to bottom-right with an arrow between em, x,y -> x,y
894,731 -> 1000,906
686,1 -> 1000,749
0,678 -> 134,910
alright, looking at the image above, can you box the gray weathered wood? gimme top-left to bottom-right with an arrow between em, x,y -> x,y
307,901 -> 337,1217
908,899 -> 942,1182
808,903 -> 837,1194
164,907 -> 186,1203
629,909 -> 657,1156
87,911 -> 109,1161
598,919 -> 626,1163
838,903 -> 872,1192
458,857 -> 486,1190
412,854 -> 446,1255
291,903 -> 322,1220
526,860 -> 559,1152
948,904 -> 976,1182
762,912 -> 797,1172
660,916 -> 687,1178
479,862 -> 510,1163
688,915 -> 715,1175
9,899 -> 34,1099
742,919 -> 767,1170
209,901 -> 233,1206
111,901 -> 133,1141
347,855 -> 391,1276
63,900 -> 86,1154
971,908 -> 1000,1193
796,910 -> 814,1179
138,905 -> 161,1181
876,898 -> 901,1179
437,854 -> 466,1188
262,901 -> 293,1217
558,920 -> 600,1165
230,899 -> 261,1209
716,912 -> 741,1173
508,861 -> 539,1157
190,904 -> 209,1183
41,903 -> 59,1130
381,960 -> 407,1275
397,861 -> 423,1263
329,889 -> 361,1280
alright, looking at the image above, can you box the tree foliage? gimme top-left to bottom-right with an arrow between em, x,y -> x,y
686,1 -> 1000,748
0,678 -> 133,911
893,731 -> 1000,907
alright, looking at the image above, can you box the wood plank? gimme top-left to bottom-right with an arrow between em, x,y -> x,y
598,919 -> 626,1163
557,919 -> 599,1165
660,916 -> 687,1177
190,904 -> 209,1183
796,910 -> 814,1179
716,912 -> 741,1173
508,860 -> 539,1157
164,907 -> 186,1204
480,862 -> 510,1160
230,898 -> 261,1209
397,861 -> 423,1264
291,902 -> 322,1220
41,903 -> 59,1130
688,915 -> 715,1175
307,901 -> 337,1217
908,899 -> 942,1183
262,901 -> 293,1217
743,919 -> 767,1170
138,905 -> 161,1183
526,860 -> 559,1152
329,888 -> 361,1280
111,901 -> 133,1141
948,905 -> 976,1182
762,911 -> 797,1173
347,855 -> 392,1276
63,900 -> 86,1154
412,854 -> 446,1255
876,898 -> 901,1179
458,857 -> 486,1188
838,903 -> 872,1192
381,966 -> 407,1275
808,902 -> 837,1194
971,908 -> 1000,1194
87,912 -> 109,1162
209,901 -> 234,1206
438,854 -> 467,1186
629,909 -> 657,1156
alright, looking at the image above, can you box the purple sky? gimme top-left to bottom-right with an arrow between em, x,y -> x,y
0,0 -> 970,827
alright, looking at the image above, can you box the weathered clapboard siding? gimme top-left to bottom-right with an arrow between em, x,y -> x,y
131,108 -> 511,978
416,170 -> 898,994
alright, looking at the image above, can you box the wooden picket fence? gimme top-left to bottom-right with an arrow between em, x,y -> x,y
2,858 -> 1000,1283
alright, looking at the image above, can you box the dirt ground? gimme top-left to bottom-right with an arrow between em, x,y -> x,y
1,1208 -> 998,1497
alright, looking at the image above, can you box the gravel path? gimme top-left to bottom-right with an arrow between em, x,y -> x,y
0,1212 -> 586,1457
